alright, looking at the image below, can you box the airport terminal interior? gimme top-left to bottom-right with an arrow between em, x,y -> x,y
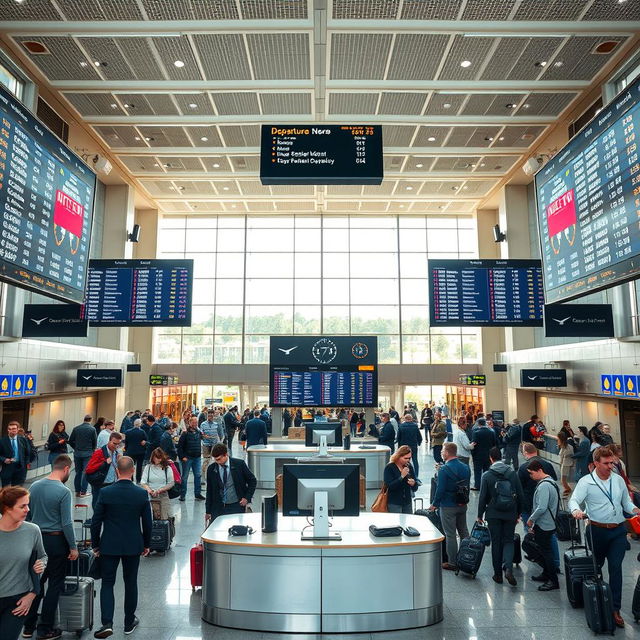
2,1 -> 640,639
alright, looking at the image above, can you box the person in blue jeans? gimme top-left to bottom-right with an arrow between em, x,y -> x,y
177,417 -> 204,502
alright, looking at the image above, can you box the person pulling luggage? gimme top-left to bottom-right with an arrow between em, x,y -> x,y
477,447 -> 524,586
569,444 -> 639,629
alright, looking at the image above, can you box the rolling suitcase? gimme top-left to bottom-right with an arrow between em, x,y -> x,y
150,519 -> 171,553
522,532 -> 545,565
456,537 -> 484,578
413,498 -> 447,562
57,565 -> 94,637
632,574 -> 640,623
67,517 -> 95,577
191,543 -> 203,591
513,532 -> 522,565
564,517 -> 594,608
582,523 -> 615,635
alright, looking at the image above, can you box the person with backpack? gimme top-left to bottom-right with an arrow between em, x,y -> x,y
525,459 -> 560,592
429,442 -> 471,570
502,419 -> 522,471
471,418 -> 497,491
477,447 -> 524,586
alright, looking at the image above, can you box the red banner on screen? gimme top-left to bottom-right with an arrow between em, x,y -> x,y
53,190 -> 84,237
546,189 -> 576,237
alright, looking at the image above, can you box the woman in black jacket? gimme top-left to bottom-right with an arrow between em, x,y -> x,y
383,445 -> 418,514
46,420 -> 69,467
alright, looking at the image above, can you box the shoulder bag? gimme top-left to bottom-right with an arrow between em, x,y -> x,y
371,483 -> 389,512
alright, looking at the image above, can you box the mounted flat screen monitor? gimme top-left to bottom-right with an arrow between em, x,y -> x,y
260,125 -> 383,185
429,259 -> 544,327
83,259 -> 193,326
535,73 -> 640,303
0,83 -> 96,303
269,336 -> 378,407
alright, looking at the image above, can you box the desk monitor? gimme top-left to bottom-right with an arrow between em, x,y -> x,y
305,423 -> 343,447
282,463 -> 360,540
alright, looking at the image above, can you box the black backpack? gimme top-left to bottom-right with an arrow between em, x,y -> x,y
444,465 -> 470,505
492,471 -> 517,511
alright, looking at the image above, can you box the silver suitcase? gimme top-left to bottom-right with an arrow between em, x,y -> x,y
57,574 -> 95,636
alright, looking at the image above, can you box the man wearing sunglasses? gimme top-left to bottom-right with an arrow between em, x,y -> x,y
569,445 -> 640,628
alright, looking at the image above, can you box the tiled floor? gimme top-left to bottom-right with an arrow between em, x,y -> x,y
56,440 -> 640,639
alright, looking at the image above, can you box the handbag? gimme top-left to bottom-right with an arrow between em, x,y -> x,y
165,466 -> 182,500
371,483 -> 389,513
228,525 -> 254,536
369,525 -> 403,537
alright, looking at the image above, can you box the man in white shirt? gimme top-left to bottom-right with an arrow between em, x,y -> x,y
569,445 -> 639,629
96,420 -> 116,449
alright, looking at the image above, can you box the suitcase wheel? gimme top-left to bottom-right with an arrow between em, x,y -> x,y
472,573 -> 476,579
454,569 -> 459,576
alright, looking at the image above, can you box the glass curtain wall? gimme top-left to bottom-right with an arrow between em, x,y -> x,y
154,215 -> 480,365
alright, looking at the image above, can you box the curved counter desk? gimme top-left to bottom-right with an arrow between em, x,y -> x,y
246,443 -> 390,489
201,512 -> 444,633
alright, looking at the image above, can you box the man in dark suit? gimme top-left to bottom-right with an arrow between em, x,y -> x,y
471,418 -> 497,491
0,420 -> 36,486
91,456 -> 152,638
223,406 -> 241,447
244,410 -> 269,448
377,412 -> 396,452
124,418 -> 147,483
69,414 -> 97,496
397,413 -> 423,477
144,414 -> 163,463
205,443 -> 257,523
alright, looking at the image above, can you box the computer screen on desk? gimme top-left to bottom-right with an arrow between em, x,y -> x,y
305,423 -> 343,447
282,464 -> 359,517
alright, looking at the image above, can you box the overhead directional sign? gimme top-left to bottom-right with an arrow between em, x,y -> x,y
260,125 -> 383,185
76,368 -> 122,388
544,303 -> 614,338
520,369 -> 568,387
22,303 -> 87,338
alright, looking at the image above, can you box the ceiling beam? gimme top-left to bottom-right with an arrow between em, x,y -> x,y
149,194 -> 482,202
51,80 -> 314,91
84,114 -> 555,125
114,146 -> 526,156
126,171 -> 508,180
326,19 -> 640,36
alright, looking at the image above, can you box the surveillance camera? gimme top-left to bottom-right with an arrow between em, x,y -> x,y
522,157 -> 542,176
92,154 -> 113,175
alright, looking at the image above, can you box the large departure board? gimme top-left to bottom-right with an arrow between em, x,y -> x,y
84,259 -> 193,326
0,84 -> 95,303
535,73 -> 640,303
260,125 -> 383,185
429,259 -> 544,326
270,336 -> 378,407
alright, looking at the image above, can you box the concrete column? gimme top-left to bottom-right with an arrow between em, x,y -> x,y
97,184 -> 136,352
125,208 -> 158,411
364,408 -> 376,428
476,209 -> 508,416
271,407 -> 283,436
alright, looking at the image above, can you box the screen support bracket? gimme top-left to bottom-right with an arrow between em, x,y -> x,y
301,490 -> 341,541
315,434 -> 332,458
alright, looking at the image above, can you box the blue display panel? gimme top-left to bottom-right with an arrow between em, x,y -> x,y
0,83 -> 96,303
84,259 -> 193,326
535,73 -> 640,303
269,336 -> 378,407
429,259 -> 544,326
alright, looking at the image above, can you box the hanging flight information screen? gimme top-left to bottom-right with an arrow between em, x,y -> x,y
269,336 -> 378,407
0,83 -> 96,303
535,73 -> 640,303
260,125 -> 383,185
429,259 -> 544,327
83,259 -> 193,326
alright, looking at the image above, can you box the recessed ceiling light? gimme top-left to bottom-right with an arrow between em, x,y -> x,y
439,205 -> 446,209
534,61 -> 547,67
79,61 -> 88,67
506,103 -> 516,109
200,137 -> 208,142
231,204 -> 237,209
212,163 -> 220,168
164,163 -> 171,168
399,205 -> 405,209
406,186 -> 413,191
145,136 -> 154,141
177,186 -> 185,190
554,60 -> 564,67
460,60 -> 472,68
223,186 -> 230,191
134,136 -> 140,141
480,162 -> 486,167
427,136 -> 436,142
470,163 -> 476,168
451,186 -> 458,191
523,103 -> 530,109
124,103 -> 134,109
463,186 -> 468,190
484,136 -> 494,141
153,163 -> 159,167
443,103 -> 452,109
188,103 -> 198,108
110,103 -> 117,109
174,60 -> 185,68
94,61 -> 107,67
499,136 -> 505,141
416,163 -> 423,168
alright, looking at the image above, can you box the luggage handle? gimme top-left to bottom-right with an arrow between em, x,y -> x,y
63,548 -> 82,595
413,497 -> 424,510
584,518 -> 601,578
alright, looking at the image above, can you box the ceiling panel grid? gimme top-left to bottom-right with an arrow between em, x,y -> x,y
246,33 -> 311,80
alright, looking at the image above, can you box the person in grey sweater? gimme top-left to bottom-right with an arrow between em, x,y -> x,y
23,455 -> 78,639
68,415 -> 97,497
0,485 -> 47,640
526,459 -> 560,591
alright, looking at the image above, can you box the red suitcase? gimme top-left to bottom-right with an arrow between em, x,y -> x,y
190,543 -> 203,591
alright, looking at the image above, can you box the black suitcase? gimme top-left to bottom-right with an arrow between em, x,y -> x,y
513,532 -> 522,565
522,532 -> 545,565
413,499 -> 447,562
564,545 -> 595,608
632,574 -> 640,623
456,537 -> 484,578
150,519 -> 171,553
582,577 -> 615,635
